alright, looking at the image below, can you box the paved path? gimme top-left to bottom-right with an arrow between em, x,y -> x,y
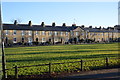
62,68 -> 120,80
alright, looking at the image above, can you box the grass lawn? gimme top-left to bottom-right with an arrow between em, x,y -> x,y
5,43 -> 119,76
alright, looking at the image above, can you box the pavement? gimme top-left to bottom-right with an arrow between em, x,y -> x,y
61,68 -> 120,80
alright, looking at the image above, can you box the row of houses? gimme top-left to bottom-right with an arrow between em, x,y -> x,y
2,20 -> 120,46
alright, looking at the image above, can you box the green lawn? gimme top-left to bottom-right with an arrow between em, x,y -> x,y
5,43 -> 119,76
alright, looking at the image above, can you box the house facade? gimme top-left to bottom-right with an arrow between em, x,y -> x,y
2,20 -> 120,46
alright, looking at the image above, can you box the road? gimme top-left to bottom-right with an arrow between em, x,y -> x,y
62,68 -> 120,80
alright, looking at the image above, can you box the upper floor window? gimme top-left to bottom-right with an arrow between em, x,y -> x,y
71,31 -> 74,36
102,33 -> 104,36
76,32 -> 79,36
35,31 -> 38,35
49,31 -> 52,36
5,30 -> 9,35
54,31 -> 58,36
21,30 -> 25,35
13,30 -> 16,35
61,32 -> 63,36
66,32 -> 68,36
81,33 -> 84,36
90,33 -> 93,35
28,31 -> 32,35
42,31 -> 45,35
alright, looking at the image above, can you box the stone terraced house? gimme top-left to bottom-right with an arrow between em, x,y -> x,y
2,20 -> 120,46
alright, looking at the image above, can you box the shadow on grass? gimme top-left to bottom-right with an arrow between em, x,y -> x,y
7,53 -> 120,62
6,49 -> 119,56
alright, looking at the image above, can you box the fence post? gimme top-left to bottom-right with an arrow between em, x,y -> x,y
106,57 -> 109,68
15,65 -> 18,79
81,60 -> 83,71
49,63 -> 51,75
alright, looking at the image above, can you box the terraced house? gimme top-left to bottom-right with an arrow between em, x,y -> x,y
2,20 -> 120,46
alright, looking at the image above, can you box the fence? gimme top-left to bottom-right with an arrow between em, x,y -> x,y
5,57 -> 120,79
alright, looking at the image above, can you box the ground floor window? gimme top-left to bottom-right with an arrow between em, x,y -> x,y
42,38 -> 46,42
28,37 -> 32,43
13,38 -> 17,43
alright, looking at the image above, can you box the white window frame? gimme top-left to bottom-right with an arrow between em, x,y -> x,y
49,31 -> 52,36
54,31 -> 58,36
60,32 -> 63,36
28,31 -> 32,35
42,31 -> 45,35
54,38 -> 58,42
76,32 -> 79,36
21,30 -> 25,36
66,32 -> 68,36
13,30 -> 16,35
28,37 -> 32,43
13,37 -> 17,43
42,37 -> 46,42
5,30 -> 9,35
35,31 -> 38,35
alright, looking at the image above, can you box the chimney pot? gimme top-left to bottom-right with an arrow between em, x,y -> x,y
52,22 -> 56,27
62,23 -> 66,27
41,22 -> 45,27
28,21 -> 32,26
14,20 -> 17,25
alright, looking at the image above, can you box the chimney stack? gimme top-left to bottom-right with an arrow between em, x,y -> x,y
41,22 -> 45,27
28,21 -> 32,26
72,24 -> 76,27
52,22 -> 56,27
62,23 -> 66,27
89,26 -> 92,28
14,20 -> 17,25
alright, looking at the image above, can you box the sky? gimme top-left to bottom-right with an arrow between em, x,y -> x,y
1,2 -> 118,28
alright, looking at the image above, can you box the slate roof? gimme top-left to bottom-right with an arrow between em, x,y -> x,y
2,24 -> 120,33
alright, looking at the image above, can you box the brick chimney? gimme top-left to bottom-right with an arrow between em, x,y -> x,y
62,23 -> 66,27
52,22 -> 56,27
72,24 -> 76,27
41,22 -> 45,27
28,21 -> 32,26
89,26 -> 92,28
14,20 -> 17,25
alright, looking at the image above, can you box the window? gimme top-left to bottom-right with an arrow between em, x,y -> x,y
66,32 -> 68,36
13,30 -> 16,35
61,32 -> 63,36
54,38 -> 58,42
35,31 -> 38,35
5,30 -> 9,35
28,31 -> 32,35
28,37 -> 32,43
49,31 -> 52,36
81,33 -> 84,36
102,33 -> 104,36
42,37 -> 46,42
42,31 -> 45,35
54,31 -> 58,36
76,32 -> 79,36
71,31 -> 74,36
13,38 -> 17,43
65,38 -> 68,42
21,31 -> 25,35
90,33 -> 92,35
